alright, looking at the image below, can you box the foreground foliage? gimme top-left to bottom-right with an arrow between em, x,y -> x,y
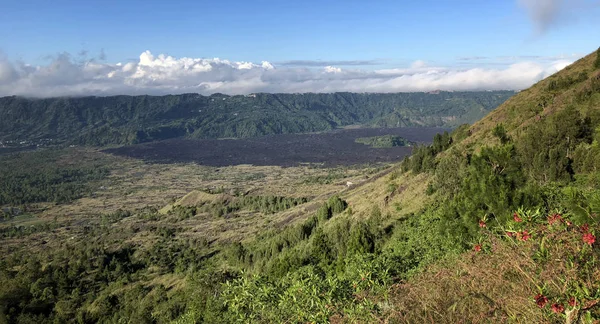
385,208 -> 600,323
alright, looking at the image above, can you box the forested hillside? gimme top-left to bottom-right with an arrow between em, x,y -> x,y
2,48 -> 600,323
0,91 -> 512,146
194,46 -> 600,322
174,47 -> 600,322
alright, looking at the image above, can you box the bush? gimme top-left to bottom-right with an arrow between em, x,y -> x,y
492,123 -> 510,144
347,223 -> 375,255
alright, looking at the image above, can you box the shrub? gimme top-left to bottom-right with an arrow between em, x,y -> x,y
492,123 -> 510,144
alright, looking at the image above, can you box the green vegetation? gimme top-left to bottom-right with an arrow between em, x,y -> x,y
386,209 -> 600,323
2,49 -> 600,323
201,48 -> 600,322
173,195 -> 310,219
401,130 -> 453,173
0,150 -> 109,205
491,123 -> 510,144
0,91 -> 512,146
355,135 -> 412,148
547,71 -> 588,91
0,232 -> 211,323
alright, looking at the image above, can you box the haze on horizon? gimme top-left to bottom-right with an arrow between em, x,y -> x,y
0,0 -> 599,97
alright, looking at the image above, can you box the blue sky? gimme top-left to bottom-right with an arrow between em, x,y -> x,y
0,0 -> 599,96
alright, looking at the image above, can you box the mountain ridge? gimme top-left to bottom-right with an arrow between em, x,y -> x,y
0,91 -> 513,146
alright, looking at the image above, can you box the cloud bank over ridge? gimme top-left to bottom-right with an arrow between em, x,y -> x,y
0,50 -> 575,98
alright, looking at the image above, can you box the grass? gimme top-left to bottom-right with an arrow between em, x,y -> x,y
342,167 -> 434,222
460,51 -> 600,153
0,147 -> 398,252
381,209 -> 600,323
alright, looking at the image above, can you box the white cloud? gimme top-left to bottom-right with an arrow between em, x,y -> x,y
548,59 -> 573,73
0,60 -> 18,85
279,59 -> 383,67
261,61 -> 274,70
0,50 -> 576,97
323,66 -> 342,73
410,60 -> 428,69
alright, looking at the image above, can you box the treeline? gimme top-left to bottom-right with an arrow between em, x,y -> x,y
231,195 -> 310,214
210,52 -> 600,321
0,91 -> 513,146
0,150 -> 109,205
0,194 -> 388,323
355,135 -> 411,148
401,130 -> 453,173
198,49 -> 600,321
170,195 -> 310,220
0,232 -> 213,323
399,104 -> 600,238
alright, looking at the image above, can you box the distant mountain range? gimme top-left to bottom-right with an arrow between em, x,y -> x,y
0,91 -> 514,146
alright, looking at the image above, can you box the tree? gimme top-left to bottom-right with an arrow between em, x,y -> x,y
347,223 -> 375,255
316,205 -> 332,222
517,106 -> 592,183
492,124 -> 510,144
434,150 -> 468,197
311,228 -> 332,264
327,196 -> 347,214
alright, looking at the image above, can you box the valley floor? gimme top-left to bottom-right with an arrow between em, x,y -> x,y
103,127 -> 446,167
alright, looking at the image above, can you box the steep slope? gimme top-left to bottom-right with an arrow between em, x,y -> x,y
461,50 -> 600,150
209,47 -> 600,322
370,47 -> 600,323
384,210 -> 600,323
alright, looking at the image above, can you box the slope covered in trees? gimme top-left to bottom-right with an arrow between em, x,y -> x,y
0,91 -> 512,146
185,47 -> 600,322
1,48 -> 600,323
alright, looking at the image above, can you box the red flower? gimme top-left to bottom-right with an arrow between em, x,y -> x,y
513,213 -> 523,222
474,244 -> 482,252
506,231 -> 514,237
548,213 -> 562,225
568,297 -> 577,307
551,303 -> 565,314
479,220 -> 487,228
582,224 -> 590,233
583,232 -> 596,246
520,230 -> 531,241
535,294 -> 549,308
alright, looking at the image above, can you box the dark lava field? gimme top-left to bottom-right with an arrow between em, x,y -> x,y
104,127 -> 448,167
